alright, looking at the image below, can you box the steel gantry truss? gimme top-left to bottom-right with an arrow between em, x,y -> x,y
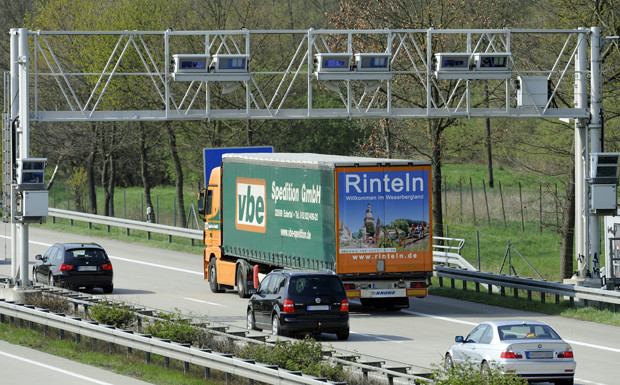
20,28 -> 591,121
2,27 -> 607,288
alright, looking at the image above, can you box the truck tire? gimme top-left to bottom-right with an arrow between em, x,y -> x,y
208,259 -> 224,293
236,260 -> 250,298
237,267 -> 249,298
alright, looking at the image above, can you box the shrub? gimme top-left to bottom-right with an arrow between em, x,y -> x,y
432,358 -> 527,385
24,293 -> 72,314
89,300 -> 136,329
240,336 -> 346,381
144,310 -> 199,345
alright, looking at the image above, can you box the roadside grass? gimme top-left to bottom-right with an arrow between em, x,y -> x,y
0,321 -> 228,385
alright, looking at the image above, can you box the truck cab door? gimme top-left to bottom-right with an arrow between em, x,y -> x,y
205,167 -> 222,247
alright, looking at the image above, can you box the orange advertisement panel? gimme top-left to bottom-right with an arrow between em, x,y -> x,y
335,165 -> 433,274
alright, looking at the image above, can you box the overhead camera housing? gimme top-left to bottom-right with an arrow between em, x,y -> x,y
433,53 -> 471,79
210,54 -> 250,73
314,53 -> 352,74
171,54 -> 210,81
433,52 -> 512,80
473,52 -> 511,78
354,53 -> 391,72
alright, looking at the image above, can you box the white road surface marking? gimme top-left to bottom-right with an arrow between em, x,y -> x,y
0,350 -> 114,385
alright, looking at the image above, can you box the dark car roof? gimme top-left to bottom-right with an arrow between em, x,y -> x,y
270,269 -> 337,277
53,242 -> 104,250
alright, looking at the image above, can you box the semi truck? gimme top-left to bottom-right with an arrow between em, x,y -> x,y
197,152 -> 433,309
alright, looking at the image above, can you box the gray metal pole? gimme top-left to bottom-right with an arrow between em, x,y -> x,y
18,28 -> 30,287
574,28 -> 588,277
589,26 -> 603,278
9,29 -> 18,281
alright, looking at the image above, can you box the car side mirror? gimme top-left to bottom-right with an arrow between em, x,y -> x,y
35,254 -> 43,261
455,336 -> 464,343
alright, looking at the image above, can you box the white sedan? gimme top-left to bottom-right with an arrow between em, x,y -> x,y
445,320 -> 576,385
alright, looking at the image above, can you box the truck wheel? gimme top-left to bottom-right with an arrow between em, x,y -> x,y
237,267 -> 249,298
208,259 -> 224,293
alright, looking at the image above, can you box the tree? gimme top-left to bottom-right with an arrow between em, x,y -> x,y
328,0 -> 527,239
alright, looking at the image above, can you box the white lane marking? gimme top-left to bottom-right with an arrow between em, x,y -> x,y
565,339 -> 620,353
402,309 -> 478,326
0,350 -> 115,385
351,331 -> 405,343
403,309 -> 620,355
108,255 -> 202,276
184,297 -> 226,307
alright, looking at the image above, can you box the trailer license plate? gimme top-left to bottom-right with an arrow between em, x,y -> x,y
307,305 -> 329,311
78,266 -> 97,272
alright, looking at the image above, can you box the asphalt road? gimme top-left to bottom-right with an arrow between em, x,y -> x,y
1,226 -> 619,385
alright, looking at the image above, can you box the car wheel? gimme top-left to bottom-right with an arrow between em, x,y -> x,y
444,354 -> 454,371
102,284 -> 113,294
554,380 -> 574,385
247,309 -> 258,330
481,361 -> 491,379
272,314 -> 285,336
336,328 -> 350,341
237,268 -> 249,298
32,268 -> 38,283
208,259 -> 224,293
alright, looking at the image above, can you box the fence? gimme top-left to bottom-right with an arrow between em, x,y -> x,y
443,177 -> 561,232
49,183 -> 201,229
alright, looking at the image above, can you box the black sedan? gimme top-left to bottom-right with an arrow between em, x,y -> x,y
32,243 -> 114,293
247,269 -> 349,340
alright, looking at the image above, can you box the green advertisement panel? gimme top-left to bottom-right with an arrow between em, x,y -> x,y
222,160 -> 336,269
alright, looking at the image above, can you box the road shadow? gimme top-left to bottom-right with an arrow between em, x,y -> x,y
83,287 -> 155,296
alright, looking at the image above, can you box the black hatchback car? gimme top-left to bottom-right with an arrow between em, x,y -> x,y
32,243 -> 113,293
246,270 -> 350,340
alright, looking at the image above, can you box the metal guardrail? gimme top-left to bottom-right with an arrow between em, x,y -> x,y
48,208 -> 203,242
0,298 -> 351,385
434,265 -> 620,307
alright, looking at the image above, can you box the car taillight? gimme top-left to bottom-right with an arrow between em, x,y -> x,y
500,348 -> 523,359
340,298 -> 349,312
283,299 -> 295,313
58,263 -> 74,271
101,262 -> 113,271
558,349 -> 573,358
344,283 -> 356,290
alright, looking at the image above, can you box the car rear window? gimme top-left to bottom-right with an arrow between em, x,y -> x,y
289,275 -> 345,296
498,324 -> 561,340
65,248 -> 108,262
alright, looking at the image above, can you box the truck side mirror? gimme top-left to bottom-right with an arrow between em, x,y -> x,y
197,191 -> 205,215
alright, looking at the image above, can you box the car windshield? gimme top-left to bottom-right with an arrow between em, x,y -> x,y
65,248 -> 108,262
498,324 -> 561,340
289,275 -> 345,296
